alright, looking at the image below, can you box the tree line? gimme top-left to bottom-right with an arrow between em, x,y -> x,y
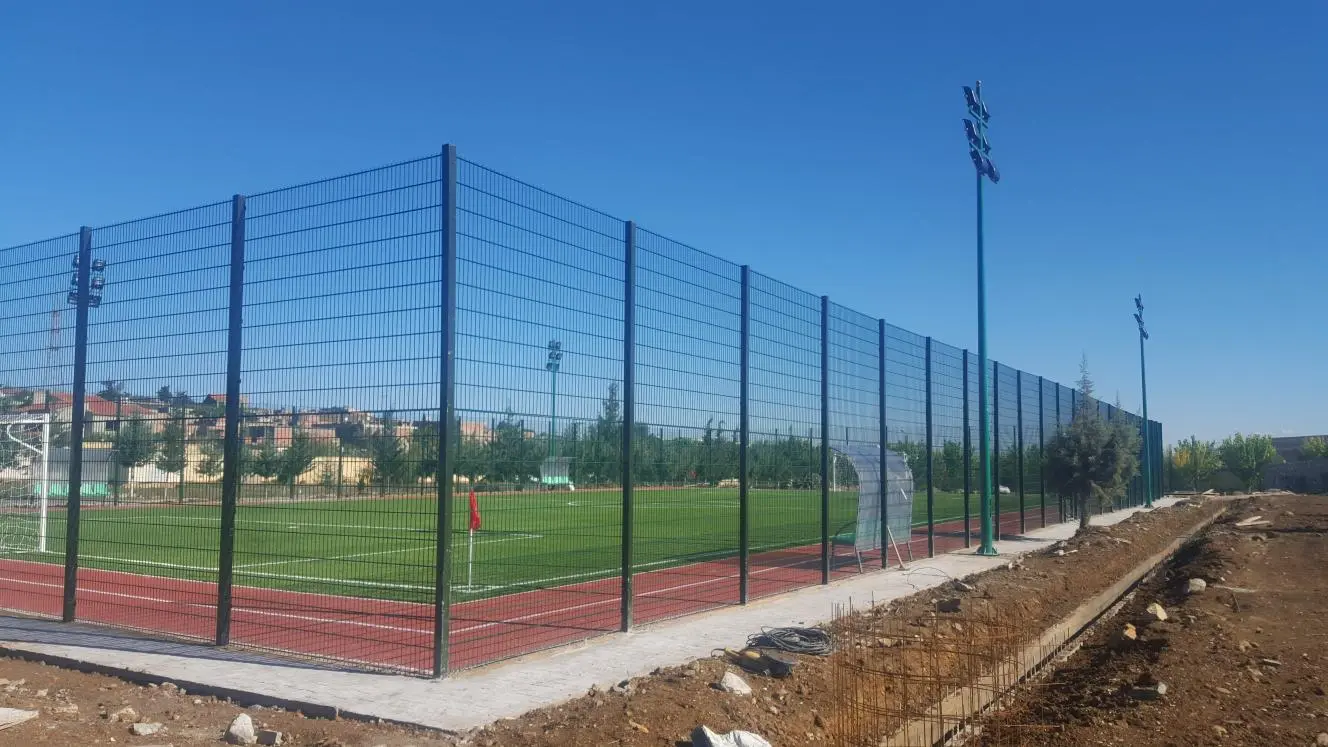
1166,432 -> 1297,493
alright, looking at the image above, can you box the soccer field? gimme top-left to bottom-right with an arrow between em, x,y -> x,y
14,486 -> 991,604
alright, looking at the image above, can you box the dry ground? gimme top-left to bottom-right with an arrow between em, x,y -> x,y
0,498 -> 1226,746
983,492 -> 1328,746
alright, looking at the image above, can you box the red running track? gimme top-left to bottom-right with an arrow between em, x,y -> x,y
0,507 -> 1058,674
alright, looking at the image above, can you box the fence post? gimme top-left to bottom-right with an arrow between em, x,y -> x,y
738,265 -> 750,602
819,296 -> 830,584
878,320 -> 888,567
61,226 -> 93,623
431,145 -> 459,676
1038,376 -> 1046,527
1016,369 -> 1025,534
924,337 -> 934,557
962,349 -> 971,547
215,194 -> 246,645
1056,385 -> 1063,521
992,360 -> 1000,538
620,220 -> 636,630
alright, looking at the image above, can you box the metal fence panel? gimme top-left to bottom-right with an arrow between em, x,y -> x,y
0,234 -> 81,618
452,158 -> 626,667
928,340 -> 965,554
631,228 -> 742,620
746,272 -> 822,599
1018,370 -> 1043,530
62,204 -> 233,646
827,302 -> 881,571
884,324 -> 926,554
994,363 -> 1019,537
234,157 -> 442,673
1041,377 -> 1058,520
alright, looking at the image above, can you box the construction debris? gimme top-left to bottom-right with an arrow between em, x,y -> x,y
691,725 -> 773,747
0,709 -> 39,731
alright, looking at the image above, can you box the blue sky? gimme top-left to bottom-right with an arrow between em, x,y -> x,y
2,1 -> 1324,444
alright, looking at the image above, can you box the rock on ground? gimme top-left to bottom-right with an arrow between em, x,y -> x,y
1187,578 -> 1207,594
716,671 -> 753,696
226,713 -> 258,745
257,728 -> 285,745
108,706 -> 138,723
130,722 -> 163,736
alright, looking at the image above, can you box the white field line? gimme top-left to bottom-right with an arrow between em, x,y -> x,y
11,531 -> 824,598
234,533 -> 542,570
83,514 -> 435,534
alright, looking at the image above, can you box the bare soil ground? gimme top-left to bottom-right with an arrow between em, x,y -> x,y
0,499 -> 1223,747
982,493 -> 1328,746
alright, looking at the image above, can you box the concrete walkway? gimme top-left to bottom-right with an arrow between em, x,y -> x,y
0,498 -> 1183,734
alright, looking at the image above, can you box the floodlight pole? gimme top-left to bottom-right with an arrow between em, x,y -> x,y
547,341 -> 561,466
965,80 -> 1000,557
1135,297 -> 1152,507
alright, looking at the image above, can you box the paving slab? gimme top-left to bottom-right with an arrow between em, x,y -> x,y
0,498 -> 1183,733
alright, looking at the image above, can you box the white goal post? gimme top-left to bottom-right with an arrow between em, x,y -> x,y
0,412 -> 51,553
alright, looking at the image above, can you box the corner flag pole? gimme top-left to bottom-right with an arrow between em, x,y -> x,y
466,489 -> 481,589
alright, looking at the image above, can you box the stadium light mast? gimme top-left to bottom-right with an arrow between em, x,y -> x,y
964,81 -> 1001,556
1134,296 -> 1152,508
546,340 -> 563,462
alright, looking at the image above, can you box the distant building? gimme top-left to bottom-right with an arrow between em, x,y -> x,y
8,390 -> 164,438
459,420 -> 493,443
1271,434 -> 1328,462
1265,460 -> 1328,494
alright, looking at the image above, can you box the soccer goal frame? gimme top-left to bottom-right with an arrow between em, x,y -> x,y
1,412 -> 52,553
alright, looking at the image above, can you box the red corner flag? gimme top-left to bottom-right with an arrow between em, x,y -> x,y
468,490 -> 481,532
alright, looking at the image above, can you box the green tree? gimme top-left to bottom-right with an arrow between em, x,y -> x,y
198,440 -> 224,481
276,433 -> 318,499
937,441 -> 964,492
156,416 -> 189,503
369,416 -> 411,494
1301,436 -> 1328,460
112,417 -> 157,501
889,439 -> 927,490
98,380 -> 127,401
249,442 -> 282,481
456,425 -> 489,487
157,385 -> 175,403
1172,436 -> 1221,492
1219,433 -> 1280,491
1044,363 -> 1139,530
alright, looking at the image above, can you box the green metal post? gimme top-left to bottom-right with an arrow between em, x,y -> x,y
432,144 -> 459,676
620,220 -> 636,630
1140,332 -> 1151,507
924,337 -> 934,557
992,360 -> 1001,542
1016,369 -> 1025,534
975,172 -> 996,556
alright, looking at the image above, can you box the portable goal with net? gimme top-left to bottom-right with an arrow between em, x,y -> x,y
0,412 -> 52,553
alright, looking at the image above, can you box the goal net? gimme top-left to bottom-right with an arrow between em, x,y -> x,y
0,413 -> 51,553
